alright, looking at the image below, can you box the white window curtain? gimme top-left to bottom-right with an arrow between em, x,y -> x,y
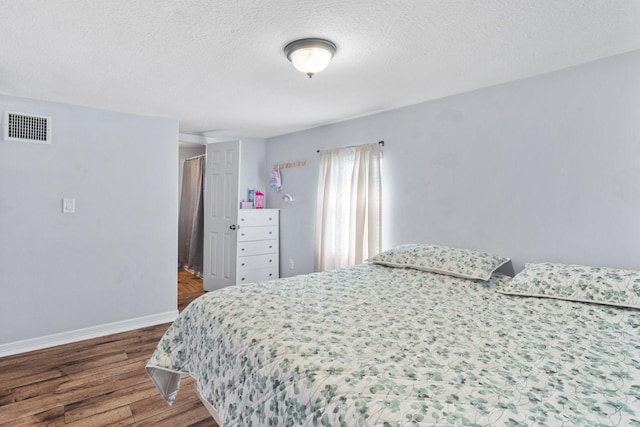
314,142 -> 382,271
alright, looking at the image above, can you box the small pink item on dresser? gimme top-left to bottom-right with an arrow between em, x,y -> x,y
254,191 -> 264,209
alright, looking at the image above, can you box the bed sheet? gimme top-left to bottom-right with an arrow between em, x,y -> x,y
147,263 -> 640,426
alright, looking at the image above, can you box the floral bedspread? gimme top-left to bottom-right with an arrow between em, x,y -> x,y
147,264 -> 640,426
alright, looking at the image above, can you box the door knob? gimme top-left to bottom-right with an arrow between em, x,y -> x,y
229,224 -> 237,230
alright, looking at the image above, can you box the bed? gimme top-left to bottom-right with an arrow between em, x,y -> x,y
147,245 -> 640,426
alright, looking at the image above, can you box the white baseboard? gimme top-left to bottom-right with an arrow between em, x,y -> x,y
0,310 -> 179,358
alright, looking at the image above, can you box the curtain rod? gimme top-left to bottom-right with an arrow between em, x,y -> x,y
184,154 -> 205,161
317,140 -> 384,153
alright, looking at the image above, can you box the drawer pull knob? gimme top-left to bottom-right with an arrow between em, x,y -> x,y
241,248 -> 245,251
269,259 -> 272,263
269,246 -> 272,249
241,277 -> 245,281
269,232 -> 272,235
241,263 -> 245,266
269,273 -> 273,277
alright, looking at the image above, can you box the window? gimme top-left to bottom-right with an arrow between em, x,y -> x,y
314,143 -> 382,271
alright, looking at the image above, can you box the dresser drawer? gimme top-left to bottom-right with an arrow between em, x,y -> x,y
238,226 -> 277,242
237,266 -> 279,284
238,210 -> 279,226
237,253 -> 277,271
238,239 -> 278,256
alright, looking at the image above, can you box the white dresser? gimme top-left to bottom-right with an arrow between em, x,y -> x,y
236,209 -> 279,284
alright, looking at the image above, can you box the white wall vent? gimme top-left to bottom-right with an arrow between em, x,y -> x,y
3,111 -> 52,144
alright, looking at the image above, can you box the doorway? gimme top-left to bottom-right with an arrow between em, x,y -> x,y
178,145 -> 206,307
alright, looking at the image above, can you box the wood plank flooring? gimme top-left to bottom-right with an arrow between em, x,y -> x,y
0,270 -> 216,426
178,269 -> 206,312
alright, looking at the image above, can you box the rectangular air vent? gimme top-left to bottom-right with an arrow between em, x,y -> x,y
3,111 -> 51,144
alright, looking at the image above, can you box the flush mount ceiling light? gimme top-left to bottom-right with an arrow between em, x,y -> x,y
284,38 -> 336,78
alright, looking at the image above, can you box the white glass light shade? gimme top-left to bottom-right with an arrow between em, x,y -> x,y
290,47 -> 332,76
284,38 -> 336,78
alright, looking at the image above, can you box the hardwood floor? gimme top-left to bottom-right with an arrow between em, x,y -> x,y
178,269 -> 207,312
0,270 -> 215,426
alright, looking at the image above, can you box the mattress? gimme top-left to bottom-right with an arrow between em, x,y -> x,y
147,263 -> 640,426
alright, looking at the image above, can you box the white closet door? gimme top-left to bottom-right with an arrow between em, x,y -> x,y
203,141 -> 240,291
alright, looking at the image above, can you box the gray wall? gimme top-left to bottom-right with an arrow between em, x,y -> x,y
0,96 -> 178,345
239,138 -> 268,203
266,50 -> 640,276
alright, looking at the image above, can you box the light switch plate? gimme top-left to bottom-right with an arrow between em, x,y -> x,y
62,198 -> 75,213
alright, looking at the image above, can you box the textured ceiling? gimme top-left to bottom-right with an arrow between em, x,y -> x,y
1,0 -> 639,139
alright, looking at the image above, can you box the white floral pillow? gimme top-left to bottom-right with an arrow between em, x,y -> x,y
369,244 -> 509,281
498,262 -> 640,309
